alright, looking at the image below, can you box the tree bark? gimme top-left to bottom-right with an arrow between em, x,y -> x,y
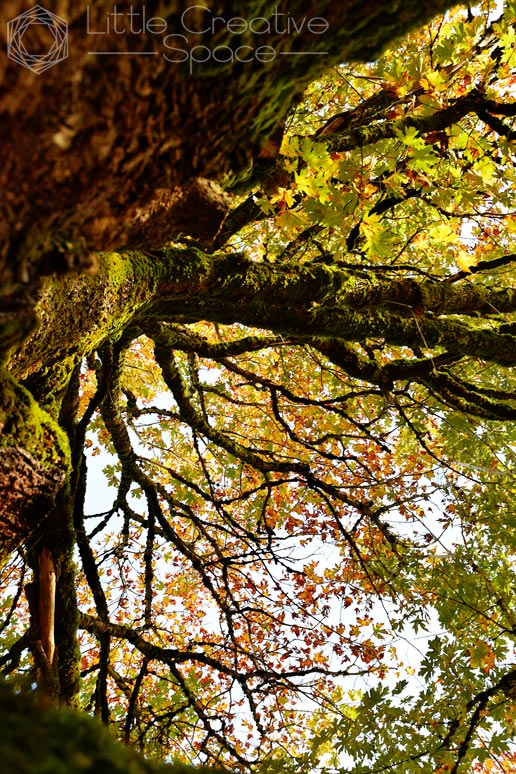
0,1 -> 455,295
10,249 -> 516,395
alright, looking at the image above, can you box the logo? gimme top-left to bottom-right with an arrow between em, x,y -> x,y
7,4 -> 68,74
5,5 -> 328,75
84,6 -> 329,74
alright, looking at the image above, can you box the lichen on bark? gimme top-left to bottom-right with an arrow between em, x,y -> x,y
0,369 -> 70,564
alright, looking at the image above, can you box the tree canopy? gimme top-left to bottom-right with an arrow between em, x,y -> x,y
2,1 -> 516,773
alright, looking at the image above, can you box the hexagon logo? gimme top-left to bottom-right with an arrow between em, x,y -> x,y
7,5 -> 68,75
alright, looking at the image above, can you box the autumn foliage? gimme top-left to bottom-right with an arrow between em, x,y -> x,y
2,1 -> 516,773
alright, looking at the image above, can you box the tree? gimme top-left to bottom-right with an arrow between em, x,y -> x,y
475,752 -> 516,772
2,0 -> 516,772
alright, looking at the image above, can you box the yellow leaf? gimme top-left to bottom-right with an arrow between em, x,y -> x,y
269,187 -> 295,207
360,211 -> 382,238
354,182 -> 378,199
455,249 -> 477,273
420,70 -> 444,90
428,222 -> 456,243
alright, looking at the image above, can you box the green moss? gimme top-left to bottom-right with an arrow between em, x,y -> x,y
0,680 -> 225,774
10,250 -> 174,406
0,368 -> 70,470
